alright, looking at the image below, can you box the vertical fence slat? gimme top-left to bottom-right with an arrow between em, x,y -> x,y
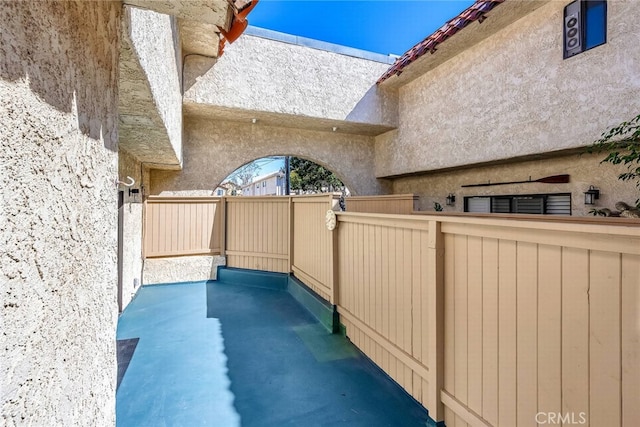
467,235 -> 483,415
562,247 -> 590,424
427,220 -> 444,421
481,237 -> 499,426
498,239 -> 517,427
453,234 -> 468,427
590,251 -> 621,427
621,253 -> 640,427
537,244 -> 562,421
517,241 -> 538,427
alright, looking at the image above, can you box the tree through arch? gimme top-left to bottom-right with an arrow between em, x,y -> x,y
289,157 -> 346,194
219,155 -> 350,196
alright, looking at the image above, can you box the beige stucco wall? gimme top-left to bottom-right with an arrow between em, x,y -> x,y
376,0 -> 640,177
119,6 -> 183,167
143,255 -> 226,285
184,32 -> 394,125
1,1 -> 120,425
390,152 -> 639,216
151,118 -> 389,196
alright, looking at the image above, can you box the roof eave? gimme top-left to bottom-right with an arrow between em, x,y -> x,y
378,0 -> 552,89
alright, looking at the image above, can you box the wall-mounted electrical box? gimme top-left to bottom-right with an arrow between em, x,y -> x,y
563,0 -> 607,59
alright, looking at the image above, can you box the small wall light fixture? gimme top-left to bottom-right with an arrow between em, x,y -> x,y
332,126 -> 338,132
129,188 -> 140,203
446,193 -> 456,206
251,118 -> 257,124
584,185 -> 600,205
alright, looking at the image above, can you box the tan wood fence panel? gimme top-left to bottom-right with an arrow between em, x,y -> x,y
345,194 -> 418,214
144,197 -> 223,257
225,197 -> 291,273
438,216 -> 640,427
333,212 -> 640,427
335,212 -> 437,413
291,194 -> 339,303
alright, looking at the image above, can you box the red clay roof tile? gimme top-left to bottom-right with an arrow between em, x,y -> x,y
377,0 -> 506,84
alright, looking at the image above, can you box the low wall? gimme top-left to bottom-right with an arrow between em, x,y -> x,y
345,194 -> 418,214
143,255 -> 226,285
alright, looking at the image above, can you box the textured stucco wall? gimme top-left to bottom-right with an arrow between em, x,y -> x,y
390,152 -> 639,217
1,1 -> 119,425
119,6 -> 183,167
125,0 -> 230,27
376,0 -> 640,177
143,256 -> 226,285
151,118 -> 389,196
184,34 -> 393,125
118,150 -> 144,311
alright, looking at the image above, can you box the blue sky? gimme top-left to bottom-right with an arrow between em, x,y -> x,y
249,0 -> 476,56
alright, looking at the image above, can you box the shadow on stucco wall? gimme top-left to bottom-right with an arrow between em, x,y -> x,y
0,1 -> 120,151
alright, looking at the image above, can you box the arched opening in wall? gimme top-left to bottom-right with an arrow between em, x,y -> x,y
215,155 -> 351,197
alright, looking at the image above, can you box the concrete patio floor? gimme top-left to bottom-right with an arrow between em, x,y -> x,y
116,274 -> 431,426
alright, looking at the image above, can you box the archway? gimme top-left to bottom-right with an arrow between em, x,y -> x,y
149,118 -> 387,196
217,156 -> 350,197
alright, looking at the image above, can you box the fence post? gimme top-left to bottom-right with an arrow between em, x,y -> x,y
288,196 -> 294,273
219,197 -> 226,256
427,220 -> 445,422
329,193 -> 339,305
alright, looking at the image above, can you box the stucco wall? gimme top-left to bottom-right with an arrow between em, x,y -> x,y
118,150 -> 144,311
151,118 -> 389,196
390,152 -> 639,217
376,0 -> 640,177
184,33 -> 393,125
1,1 -> 119,425
119,6 -> 183,167
143,255 -> 226,285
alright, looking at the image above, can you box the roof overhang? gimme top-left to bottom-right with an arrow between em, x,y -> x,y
123,0 -> 231,27
378,0 -> 552,89
183,102 -> 395,137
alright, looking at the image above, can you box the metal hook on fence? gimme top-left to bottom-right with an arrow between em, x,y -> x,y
115,176 -> 135,187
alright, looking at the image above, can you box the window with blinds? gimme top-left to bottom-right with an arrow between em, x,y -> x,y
465,193 -> 571,215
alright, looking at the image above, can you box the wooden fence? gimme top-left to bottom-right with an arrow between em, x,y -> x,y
291,194 -> 340,303
437,215 -> 640,427
334,212 -> 640,427
142,195 -> 640,426
224,196 -> 291,273
144,196 -> 223,257
345,194 -> 418,214
335,213 -> 441,415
